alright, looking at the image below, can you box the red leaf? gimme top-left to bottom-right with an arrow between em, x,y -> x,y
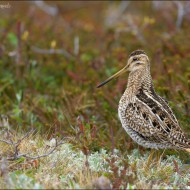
77,116 -> 84,133
173,159 -> 179,173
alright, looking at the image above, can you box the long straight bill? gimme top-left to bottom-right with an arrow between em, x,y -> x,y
97,65 -> 128,88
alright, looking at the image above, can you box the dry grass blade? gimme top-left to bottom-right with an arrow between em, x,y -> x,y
144,149 -> 155,173
31,46 -> 75,60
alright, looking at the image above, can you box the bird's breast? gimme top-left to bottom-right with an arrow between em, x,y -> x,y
118,93 -> 135,124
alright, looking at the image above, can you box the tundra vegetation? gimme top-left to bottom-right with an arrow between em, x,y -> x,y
0,1 -> 190,189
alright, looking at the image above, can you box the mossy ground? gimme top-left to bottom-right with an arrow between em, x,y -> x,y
0,1 -> 190,189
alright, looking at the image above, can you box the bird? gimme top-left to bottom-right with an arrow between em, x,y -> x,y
97,50 -> 190,152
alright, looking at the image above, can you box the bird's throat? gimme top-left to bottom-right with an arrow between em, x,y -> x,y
126,67 -> 153,95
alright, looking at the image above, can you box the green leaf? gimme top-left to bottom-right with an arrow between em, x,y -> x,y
7,32 -> 18,47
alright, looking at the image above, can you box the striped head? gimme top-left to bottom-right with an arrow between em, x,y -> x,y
97,50 -> 150,88
127,50 -> 150,72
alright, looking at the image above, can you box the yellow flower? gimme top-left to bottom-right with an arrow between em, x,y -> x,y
143,16 -> 155,25
22,30 -> 29,41
50,40 -> 56,49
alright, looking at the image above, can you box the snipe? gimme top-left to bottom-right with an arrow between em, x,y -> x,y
97,50 -> 190,152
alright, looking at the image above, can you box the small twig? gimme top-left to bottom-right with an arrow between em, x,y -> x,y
0,129 -> 63,161
21,139 -> 64,160
32,1 -> 58,16
115,15 -> 146,44
0,128 -> 63,161
16,129 -> 35,146
153,1 -> 190,30
13,129 -> 36,160
105,0 -> 130,27
174,1 -> 185,30
119,0 -> 130,15
175,1 -> 190,30
32,46 -> 75,60
0,128 -> 15,145
0,129 -> 36,160
0,139 -> 12,145
74,36 -> 79,56
126,16 -> 146,44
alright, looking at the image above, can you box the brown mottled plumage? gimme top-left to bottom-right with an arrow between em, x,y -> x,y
97,50 -> 190,152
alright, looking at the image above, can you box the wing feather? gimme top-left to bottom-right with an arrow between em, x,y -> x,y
133,89 -> 190,149
125,101 -> 173,146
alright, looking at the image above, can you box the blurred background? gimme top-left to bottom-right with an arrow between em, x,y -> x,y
0,1 -> 190,156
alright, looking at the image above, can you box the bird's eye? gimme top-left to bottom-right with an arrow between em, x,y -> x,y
133,57 -> 138,61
